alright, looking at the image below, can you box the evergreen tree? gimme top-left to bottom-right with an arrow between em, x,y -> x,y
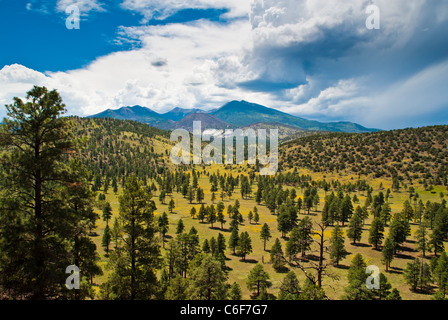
168,198 -> 175,213
382,237 -> 395,272
238,231 -> 253,261
247,264 -> 272,298
228,229 -> 239,255
102,201 -> 113,225
270,238 -> 286,271
368,217 -> 384,250
176,219 -> 185,234
260,223 -> 272,251
415,221 -> 430,257
278,271 -> 301,300
229,282 -> 242,300
190,207 -> 197,219
102,225 -> 112,255
158,212 -> 169,248
347,210 -> 363,245
329,225 -> 349,266
105,176 -> 162,300
0,86 -> 101,299
165,275 -> 189,300
187,255 -> 228,300
343,254 -> 375,300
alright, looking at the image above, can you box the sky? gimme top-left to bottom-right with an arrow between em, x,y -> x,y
0,0 -> 448,130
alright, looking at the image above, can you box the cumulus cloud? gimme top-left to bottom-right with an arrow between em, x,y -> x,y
3,0 -> 448,129
120,0 -> 251,21
55,0 -> 105,15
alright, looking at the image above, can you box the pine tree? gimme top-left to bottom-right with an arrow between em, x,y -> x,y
368,217 -> 384,250
347,210 -> 363,245
187,254 -> 228,300
260,223 -> 272,251
176,219 -> 185,234
168,198 -> 175,213
102,224 -> 112,256
228,229 -> 239,255
270,238 -> 286,271
165,275 -> 189,300
102,201 -> 113,225
158,212 -> 169,248
105,176 -> 162,300
329,225 -> 349,266
381,238 -> 395,272
247,264 -> 272,298
248,211 -> 254,224
229,282 -> 242,300
238,231 -> 253,261
278,271 -> 301,300
0,86 -> 101,299
190,207 -> 197,219
415,221 -> 430,257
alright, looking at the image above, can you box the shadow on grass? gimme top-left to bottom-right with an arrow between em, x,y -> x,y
387,267 -> 403,274
333,264 -> 350,270
240,258 -> 258,264
351,242 -> 371,248
395,253 -> 415,260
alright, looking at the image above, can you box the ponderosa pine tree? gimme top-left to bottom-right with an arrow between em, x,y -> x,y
270,238 -> 286,271
347,210 -> 363,245
278,271 -> 301,300
247,264 -> 272,298
229,282 -> 242,300
104,175 -> 162,300
329,225 -> 349,266
260,223 -> 272,251
0,86 -> 101,300
237,231 -> 253,261
368,217 -> 385,250
382,237 -> 395,272
187,254 -> 228,300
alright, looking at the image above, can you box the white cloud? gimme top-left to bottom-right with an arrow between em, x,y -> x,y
120,0 -> 251,21
55,0 -> 105,15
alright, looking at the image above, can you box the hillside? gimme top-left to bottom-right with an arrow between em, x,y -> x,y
71,117 -> 175,184
281,125 -> 448,185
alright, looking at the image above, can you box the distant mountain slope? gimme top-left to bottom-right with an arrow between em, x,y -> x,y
162,107 -> 203,121
211,100 -> 377,133
88,101 -> 378,134
174,113 -> 231,131
90,105 -> 164,123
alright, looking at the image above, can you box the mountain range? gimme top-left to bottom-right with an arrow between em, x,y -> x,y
89,100 -> 378,134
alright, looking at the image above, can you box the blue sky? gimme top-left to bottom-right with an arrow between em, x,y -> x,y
1,0 -> 448,130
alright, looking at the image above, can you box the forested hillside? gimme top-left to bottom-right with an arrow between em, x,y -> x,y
281,126 -> 448,186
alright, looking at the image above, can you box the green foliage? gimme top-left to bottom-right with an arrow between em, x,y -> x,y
0,86 -> 101,300
104,176 -> 161,300
247,264 -> 272,298
329,225 -> 349,266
